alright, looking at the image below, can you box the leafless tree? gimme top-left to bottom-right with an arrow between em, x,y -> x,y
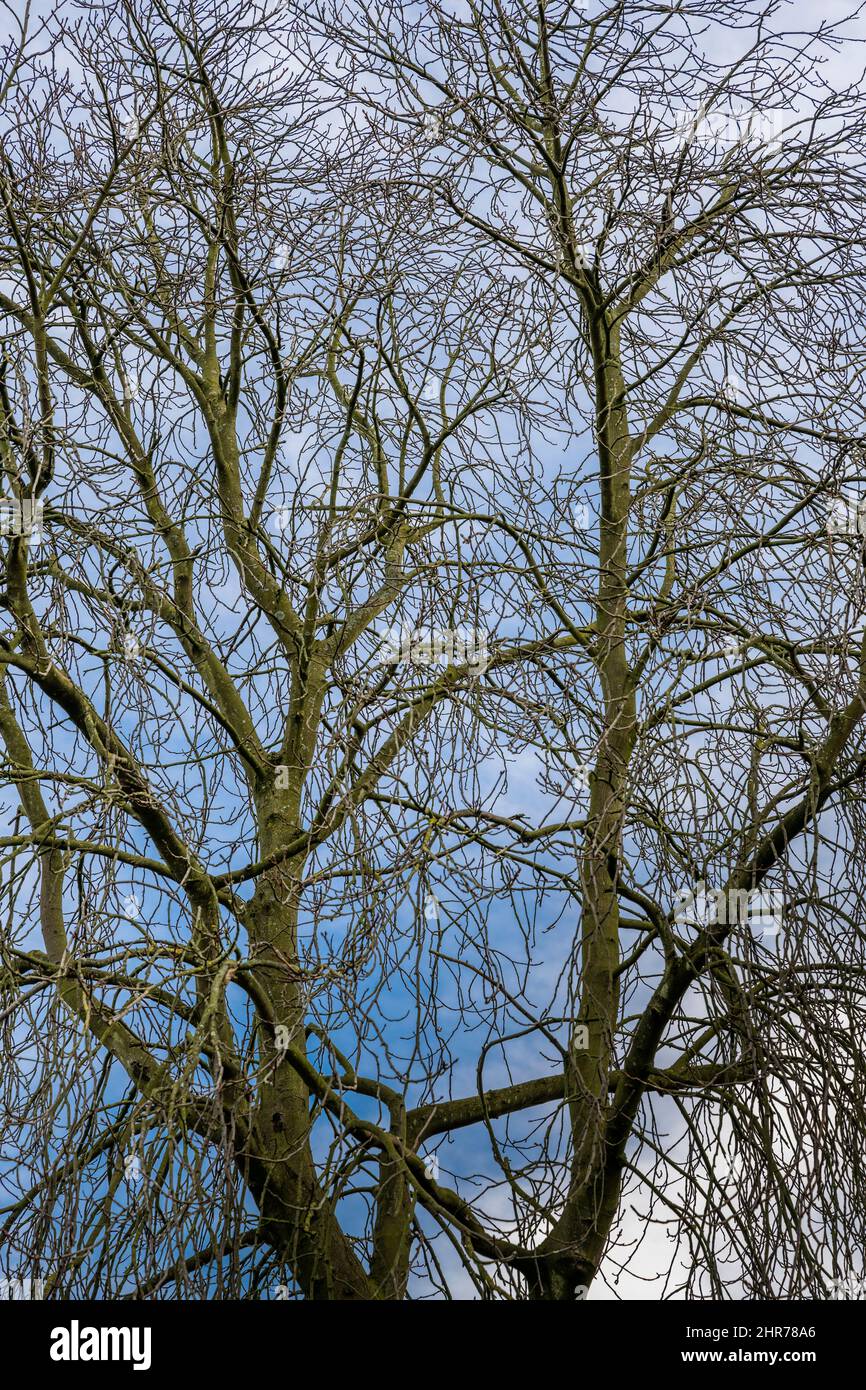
1,0 -> 866,1300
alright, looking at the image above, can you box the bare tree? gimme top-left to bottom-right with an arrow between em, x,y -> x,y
1,0 -> 866,1301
